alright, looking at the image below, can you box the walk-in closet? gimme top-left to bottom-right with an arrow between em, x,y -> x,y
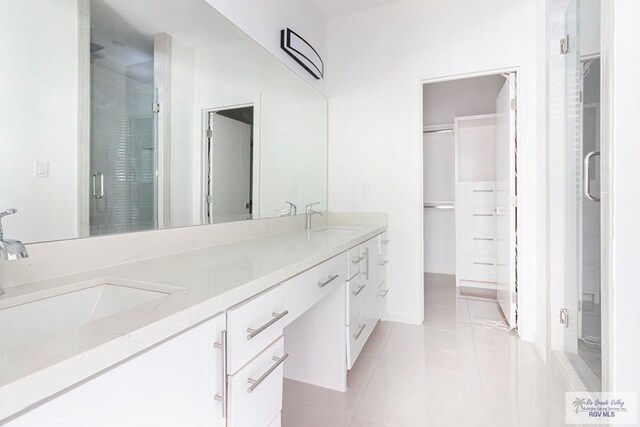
422,73 -> 518,328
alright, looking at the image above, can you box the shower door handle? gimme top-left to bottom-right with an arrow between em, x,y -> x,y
584,151 -> 600,202
92,172 -> 105,199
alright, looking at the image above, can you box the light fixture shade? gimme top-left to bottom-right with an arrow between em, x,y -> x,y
280,28 -> 324,80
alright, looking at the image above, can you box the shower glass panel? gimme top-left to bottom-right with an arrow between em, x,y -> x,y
89,65 -> 158,236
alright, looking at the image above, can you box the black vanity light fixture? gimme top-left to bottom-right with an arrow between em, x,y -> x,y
280,28 -> 324,80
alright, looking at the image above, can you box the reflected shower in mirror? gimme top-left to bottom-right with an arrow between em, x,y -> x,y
0,0 -> 327,244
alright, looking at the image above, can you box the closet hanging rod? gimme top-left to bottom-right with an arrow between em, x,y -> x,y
423,203 -> 454,210
423,128 -> 453,134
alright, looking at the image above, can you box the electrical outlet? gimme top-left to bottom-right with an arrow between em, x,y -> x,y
34,161 -> 49,178
289,185 -> 297,197
361,184 -> 370,197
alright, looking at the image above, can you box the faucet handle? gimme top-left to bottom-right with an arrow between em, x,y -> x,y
0,209 -> 17,219
0,208 -> 18,237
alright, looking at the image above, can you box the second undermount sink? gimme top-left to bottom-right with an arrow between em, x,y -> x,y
0,279 -> 180,353
309,226 -> 363,234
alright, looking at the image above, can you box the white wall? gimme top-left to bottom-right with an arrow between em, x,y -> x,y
327,0 -> 544,343
169,39 -> 197,228
204,0 -> 327,93
610,0 -> 640,397
0,0 -> 79,243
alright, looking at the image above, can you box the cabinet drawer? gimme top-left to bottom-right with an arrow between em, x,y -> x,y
456,182 -> 496,207
283,253 -> 347,322
456,207 -> 496,234
228,337 -> 286,427
348,246 -> 366,279
227,286 -> 287,373
347,314 -> 369,369
457,233 -> 497,257
378,281 -> 389,319
457,256 -> 497,282
346,272 -> 365,325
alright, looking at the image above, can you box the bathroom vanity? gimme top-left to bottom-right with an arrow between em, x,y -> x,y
0,217 -> 389,426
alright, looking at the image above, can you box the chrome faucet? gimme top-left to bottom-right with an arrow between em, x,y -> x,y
305,202 -> 322,230
278,201 -> 297,217
0,209 -> 29,297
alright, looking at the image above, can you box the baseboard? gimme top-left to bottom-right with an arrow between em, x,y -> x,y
383,311 -> 421,325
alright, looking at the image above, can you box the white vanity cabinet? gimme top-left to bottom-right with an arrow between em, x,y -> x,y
377,232 -> 390,317
7,314 -> 227,427
345,233 -> 388,369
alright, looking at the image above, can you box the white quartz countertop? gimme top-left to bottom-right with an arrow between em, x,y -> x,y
0,223 -> 386,421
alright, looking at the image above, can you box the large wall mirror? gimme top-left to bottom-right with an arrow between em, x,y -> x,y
0,0 -> 327,244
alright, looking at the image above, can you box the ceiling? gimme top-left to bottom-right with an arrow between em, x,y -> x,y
311,0 -> 408,18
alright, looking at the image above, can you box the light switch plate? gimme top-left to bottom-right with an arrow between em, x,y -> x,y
34,161 -> 49,178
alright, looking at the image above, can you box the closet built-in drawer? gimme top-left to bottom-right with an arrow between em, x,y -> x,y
456,183 -> 497,207
457,233 -> 497,258
456,207 -> 496,234
227,286 -> 287,373
457,256 -> 497,283
269,413 -> 281,427
228,337 -> 286,427
348,246 -> 366,279
378,232 -> 389,258
347,314 -> 369,369
346,271 -> 365,325
283,253 -> 347,322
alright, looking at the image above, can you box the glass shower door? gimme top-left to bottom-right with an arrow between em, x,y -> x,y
559,0 -> 602,391
89,65 -> 158,236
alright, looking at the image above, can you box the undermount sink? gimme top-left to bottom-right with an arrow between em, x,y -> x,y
0,279 -> 180,353
309,226 -> 363,234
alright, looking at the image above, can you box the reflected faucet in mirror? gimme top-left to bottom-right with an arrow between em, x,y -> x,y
0,209 -> 29,297
278,202 -> 297,217
305,202 -> 323,230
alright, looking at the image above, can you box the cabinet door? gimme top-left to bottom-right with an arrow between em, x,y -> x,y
8,314 -> 227,427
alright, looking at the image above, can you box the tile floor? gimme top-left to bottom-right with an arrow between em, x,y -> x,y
282,274 -> 569,427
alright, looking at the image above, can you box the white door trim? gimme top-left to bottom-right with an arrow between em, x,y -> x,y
200,94 -> 262,224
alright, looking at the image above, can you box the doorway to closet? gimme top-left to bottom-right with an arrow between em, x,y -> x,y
422,72 -> 518,330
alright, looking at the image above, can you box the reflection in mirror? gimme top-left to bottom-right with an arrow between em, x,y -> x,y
0,0 -> 327,244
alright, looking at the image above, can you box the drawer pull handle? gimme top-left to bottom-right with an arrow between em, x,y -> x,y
247,311 -> 289,340
473,189 -> 494,193
472,213 -> 493,217
352,284 -> 366,296
317,274 -> 340,288
352,255 -> 366,264
353,323 -> 367,340
381,239 -> 390,245
379,289 -> 389,298
247,353 -> 289,393
348,271 -> 360,281
378,260 -> 389,266
473,237 -> 495,241
213,330 -> 227,418
473,261 -> 495,266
